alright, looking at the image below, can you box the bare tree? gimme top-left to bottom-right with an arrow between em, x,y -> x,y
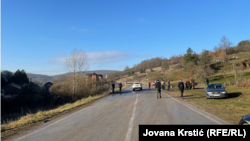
65,48 -> 88,101
124,66 -> 129,71
219,36 -> 233,53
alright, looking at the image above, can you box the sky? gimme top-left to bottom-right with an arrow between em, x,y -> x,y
1,0 -> 250,76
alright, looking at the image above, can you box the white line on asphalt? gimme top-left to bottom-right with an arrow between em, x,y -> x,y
125,93 -> 138,141
15,87 -> 134,141
168,95 -> 223,124
15,106 -> 90,141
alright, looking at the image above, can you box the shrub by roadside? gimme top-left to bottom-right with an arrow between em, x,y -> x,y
1,84 -> 131,138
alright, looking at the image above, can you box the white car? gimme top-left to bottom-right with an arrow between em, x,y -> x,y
132,82 -> 142,91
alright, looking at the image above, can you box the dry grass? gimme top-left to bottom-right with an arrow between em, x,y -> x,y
1,92 -> 110,133
1,84 -> 131,138
1,84 -> 131,133
166,86 -> 250,124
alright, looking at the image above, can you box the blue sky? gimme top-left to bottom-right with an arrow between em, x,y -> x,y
1,0 -> 250,76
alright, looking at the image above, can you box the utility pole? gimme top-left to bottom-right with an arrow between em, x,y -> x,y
232,62 -> 237,81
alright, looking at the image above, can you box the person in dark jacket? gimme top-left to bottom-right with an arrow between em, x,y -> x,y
111,81 -> 115,94
205,78 -> 209,86
178,79 -> 184,99
167,80 -> 170,91
118,82 -> 122,93
161,79 -> 165,90
155,80 -> 161,99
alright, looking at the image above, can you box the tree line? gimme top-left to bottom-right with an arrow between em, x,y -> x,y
108,36 -> 250,82
1,69 -> 29,87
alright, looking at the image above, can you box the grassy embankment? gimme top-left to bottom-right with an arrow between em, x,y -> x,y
115,52 -> 250,124
166,86 -> 250,124
165,72 -> 250,124
1,84 -> 131,137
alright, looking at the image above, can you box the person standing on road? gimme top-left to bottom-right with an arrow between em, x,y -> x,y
178,79 -> 184,99
161,79 -> 165,90
167,80 -> 170,91
111,81 -> 115,94
205,78 -> 209,86
148,81 -> 151,90
155,80 -> 161,99
118,82 -> 122,93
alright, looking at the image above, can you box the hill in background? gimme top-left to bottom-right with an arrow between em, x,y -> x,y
27,70 -> 120,83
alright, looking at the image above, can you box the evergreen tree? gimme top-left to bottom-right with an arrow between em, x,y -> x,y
140,69 -> 145,73
13,69 -> 22,84
200,50 -> 212,66
128,71 -> 131,76
21,69 -> 29,83
183,47 -> 199,66
13,69 -> 29,84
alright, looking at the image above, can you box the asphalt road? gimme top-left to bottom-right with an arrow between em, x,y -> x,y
13,84 -> 231,141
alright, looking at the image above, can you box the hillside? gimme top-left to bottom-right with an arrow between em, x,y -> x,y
26,73 -> 54,83
27,70 -> 121,83
116,52 -> 250,85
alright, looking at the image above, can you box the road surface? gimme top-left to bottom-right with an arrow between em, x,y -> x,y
13,84 -> 231,141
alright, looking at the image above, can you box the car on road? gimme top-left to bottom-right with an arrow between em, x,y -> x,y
206,83 -> 228,99
132,82 -> 142,91
239,114 -> 250,125
151,82 -> 155,86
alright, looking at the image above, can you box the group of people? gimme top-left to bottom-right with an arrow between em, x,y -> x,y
111,81 -> 123,94
175,77 -> 209,99
110,77 -> 210,99
148,79 -> 170,99
111,78 -> 209,99
148,79 -> 187,99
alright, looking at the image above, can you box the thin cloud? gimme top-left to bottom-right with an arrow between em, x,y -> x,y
28,68 -> 65,75
50,51 -> 150,65
70,26 -> 88,32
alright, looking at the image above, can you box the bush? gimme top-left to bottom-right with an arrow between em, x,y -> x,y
147,72 -> 162,81
174,64 -> 183,69
140,69 -> 145,73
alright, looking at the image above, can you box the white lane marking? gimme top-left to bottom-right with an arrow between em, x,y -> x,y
168,95 -> 224,124
15,108 -> 84,141
125,93 -> 138,141
15,87 -> 134,141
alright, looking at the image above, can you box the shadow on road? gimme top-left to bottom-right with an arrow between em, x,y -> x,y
228,92 -> 242,98
182,96 -> 206,99
111,90 -> 132,94
193,88 -> 205,89
183,95 -> 194,97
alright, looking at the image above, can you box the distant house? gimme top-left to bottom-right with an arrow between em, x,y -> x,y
43,82 -> 53,93
86,73 -> 103,81
105,74 -> 108,78
1,82 -> 21,98
86,73 -> 103,87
